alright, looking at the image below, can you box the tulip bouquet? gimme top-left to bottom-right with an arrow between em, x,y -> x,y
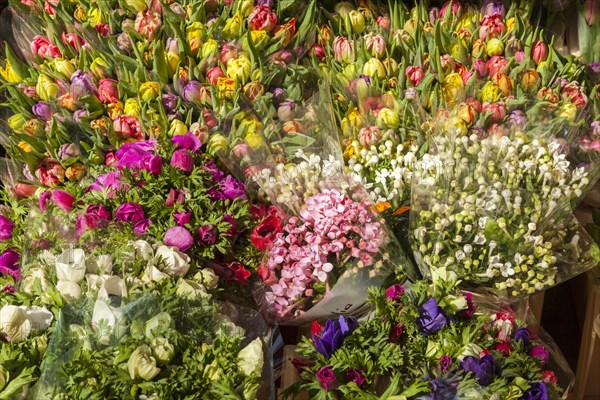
287,269 -> 573,400
309,0 -> 600,213
410,109 -> 599,298
31,285 -> 273,400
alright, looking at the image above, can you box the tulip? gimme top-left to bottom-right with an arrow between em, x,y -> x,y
135,10 -> 161,40
482,0 -> 505,16
377,108 -> 400,130
248,5 -> 277,31
90,57 -> 110,79
405,66 -> 424,86
169,119 -> 187,137
182,80 -> 203,103
333,37 -> 355,64
226,56 -> 252,84
348,10 -> 365,34
139,82 -> 161,102
311,44 -> 325,60
244,81 -> 265,101
66,164 -> 87,181
521,69 -> 540,91
206,67 -> 225,85
32,102 -> 52,121
482,102 -> 506,123
124,98 -> 142,118
583,0 -> 599,26
125,0 -> 146,13
97,79 -> 119,104
532,41 -> 548,65
486,38 -> 504,57
31,35 -> 62,58
113,115 -> 143,141
492,73 -> 512,96
363,58 -> 386,79
440,1 -> 462,19
70,70 -> 96,98
376,15 -> 390,30
36,74 -> 59,101
36,159 -> 65,187
54,59 -> 76,79
277,101 -> 296,122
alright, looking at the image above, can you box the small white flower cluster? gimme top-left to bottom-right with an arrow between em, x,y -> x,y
252,149 -> 362,213
346,140 -> 419,206
412,133 -> 593,297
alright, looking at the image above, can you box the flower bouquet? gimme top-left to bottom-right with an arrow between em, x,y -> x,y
215,86 -> 415,323
410,107 -> 600,298
287,269 -> 574,399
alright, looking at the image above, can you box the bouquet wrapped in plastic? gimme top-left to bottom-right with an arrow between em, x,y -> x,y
287,270 -> 574,399
32,293 -> 274,399
214,85 -> 415,324
410,105 -> 600,298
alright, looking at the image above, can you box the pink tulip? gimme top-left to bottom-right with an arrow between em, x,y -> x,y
405,66 -> 424,86
97,79 -> 119,103
333,37 -> 355,63
532,41 -> 548,65
31,35 -> 62,58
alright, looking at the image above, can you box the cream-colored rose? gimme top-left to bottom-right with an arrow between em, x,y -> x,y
56,280 -> 82,302
153,245 -> 190,276
128,344 -> 161,381
0,305 -> 31,342
238,338 -> 264,377
456,343 -> 483,361
56,248 -> 86,283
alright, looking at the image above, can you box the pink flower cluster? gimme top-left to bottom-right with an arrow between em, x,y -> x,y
263,189 -> 388,318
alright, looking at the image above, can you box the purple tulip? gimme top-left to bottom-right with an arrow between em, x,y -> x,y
172,132 -> 202,152
162,93 -> 178,113
316,366 -> 337,391
417,297 -> 450,335
164,226 -> 194,251
346,369 -> 365,387
115,202 -> 145,224
591,121 -> 600,136
529,345 -> 549,364
173,210 -> 191,226
0,248 -> 20,279
70,70 -> 96,98
385,284 -> 405,301
312,315 -> 358,358
73,109 -> 88,123
482,0 -> 505,16
170,149 -> 195,174
58,143 -> 81,161
0,214 -> 15,241
522,382 -> 548,400
277,100 -> 296,121
117,33 -> 133,52
197,224 -> 217,246
51,189 -> 76,212
32,102 -> 53,121
220,175 -> 247,200
460,355 -> 496,386
182,80 -> 203,103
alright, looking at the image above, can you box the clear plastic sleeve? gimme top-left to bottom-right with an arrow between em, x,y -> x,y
215,84 -> 416,324
410,107 -> 600,299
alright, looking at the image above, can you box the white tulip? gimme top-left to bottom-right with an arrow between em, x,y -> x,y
55,248 -> 86,283
153,245 -> 190,276
56,281 -> 82,302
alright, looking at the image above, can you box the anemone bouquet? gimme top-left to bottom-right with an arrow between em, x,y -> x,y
288,269 -> 573,400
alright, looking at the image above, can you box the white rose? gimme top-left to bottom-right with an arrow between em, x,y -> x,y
91,300 -> 126,343
153,245 -> 190,276
98,276 -> 127,299
176,279 -> 209,299
237,338 -> 264,377
56,248 -> 86,283
21,268 -> 47,293
0,305 -> 31,342
56,281 -> 82,302
141,265 -> 168,285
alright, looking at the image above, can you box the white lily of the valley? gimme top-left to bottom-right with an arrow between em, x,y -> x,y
55,248 -> 86,283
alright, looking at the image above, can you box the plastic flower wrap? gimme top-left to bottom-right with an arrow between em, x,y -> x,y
288,271 -> 574,399
410,107 -> 600,298
215,86 -> 415,324
31,292 -> 275,399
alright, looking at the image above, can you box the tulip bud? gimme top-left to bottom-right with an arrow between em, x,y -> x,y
486,38 -> 504,57
348,10 -> 365,34
333,37 -> 355,64
492,73 -> 512,96
318,25 -> 334,46
583,0 -> 600,26
90,57 -> 110,79
520,69 -> 540,91
125,0 -> 147,13
472,39 -> 487,58
8,114 -> 26,130
226,56 -> 252,84
479,81 -> 501,103
223,13 -> 244,39
244,81 -> 265,101
138,82 -> 160,102
560,102 -> 578,121
207,134 -> 229,156
362,58 -> 386,79
36,74 -> 59,101
532,41 -> 548,65
405,66 -> 424,86
54,58 -> 76,79
124,98 -> 142,118
66,164 -> 87,181
169,119 -> 187,137
456,102 -> 476,124
377,108 -> 400,129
